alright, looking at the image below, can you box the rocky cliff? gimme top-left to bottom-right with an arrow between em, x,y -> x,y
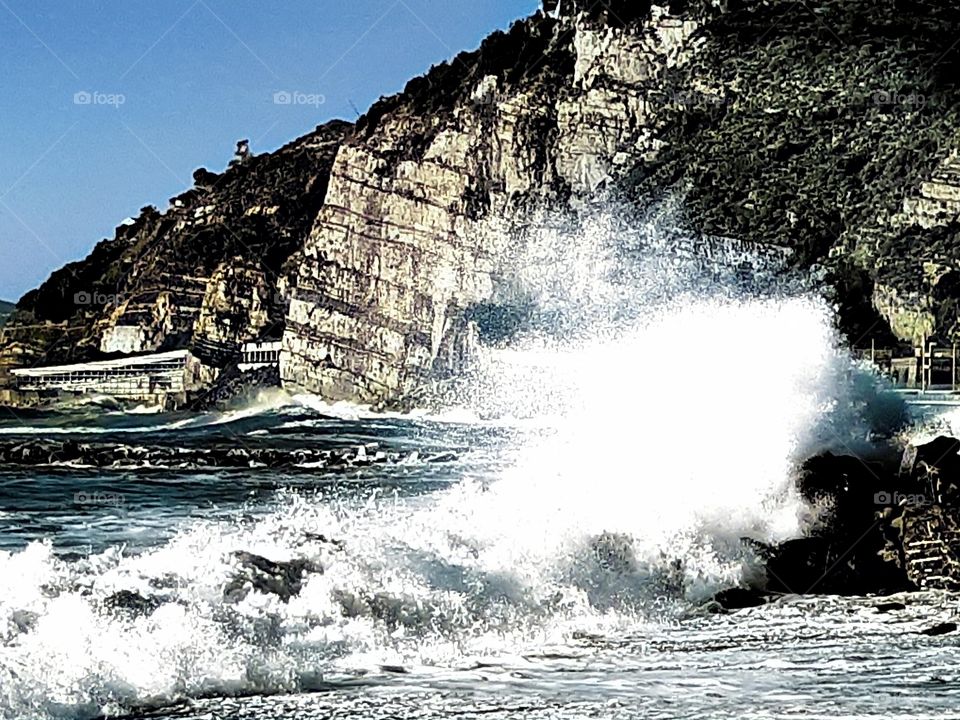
0,121 -> 349,377
5,1 -> 960,404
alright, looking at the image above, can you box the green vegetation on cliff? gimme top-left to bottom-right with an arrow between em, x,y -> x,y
622,0 -> 960,345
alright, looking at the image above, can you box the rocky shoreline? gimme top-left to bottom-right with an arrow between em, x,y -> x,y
1,0 -> 960,601
709,434 -> 960,606
0,438 -> 456,471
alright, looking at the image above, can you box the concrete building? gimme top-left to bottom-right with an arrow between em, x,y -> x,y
9,350 -> 213,407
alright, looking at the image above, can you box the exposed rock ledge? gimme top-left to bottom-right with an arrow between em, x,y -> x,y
0,438 -> 456,471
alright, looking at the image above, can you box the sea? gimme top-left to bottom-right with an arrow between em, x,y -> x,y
2,216 -> 960,719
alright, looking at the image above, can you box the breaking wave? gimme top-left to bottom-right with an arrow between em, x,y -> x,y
0,211 -> 908,719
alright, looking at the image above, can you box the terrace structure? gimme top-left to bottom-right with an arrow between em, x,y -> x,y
6,350 -> 214,408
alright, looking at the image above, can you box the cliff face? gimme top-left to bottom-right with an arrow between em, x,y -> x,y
280,0 -> 960,401
5,1 -> 960,404
623,0 -> 960,346
280,7 -> 702,401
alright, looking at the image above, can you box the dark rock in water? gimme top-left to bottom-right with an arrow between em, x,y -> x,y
224,551 -> 322,603
764,436 -> 960,595
797,452 -> 883,505
765,534 -> 913,597
147,574 -> 182,591
425,451 -> 458,463
766,449 -> 913,595
380,665 -> 410,675
920,622 -> 957,636
101,590 -> 164,618
302,532 -> 346,550
711,587 -> 770,611
875,601 -> 907,613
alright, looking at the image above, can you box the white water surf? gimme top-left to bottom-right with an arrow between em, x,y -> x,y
0,213 -> 914,719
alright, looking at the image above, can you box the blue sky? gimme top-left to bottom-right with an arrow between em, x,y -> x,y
0,0 -> 539,302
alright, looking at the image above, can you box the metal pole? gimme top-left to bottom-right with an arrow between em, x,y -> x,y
920,340 -> 926,392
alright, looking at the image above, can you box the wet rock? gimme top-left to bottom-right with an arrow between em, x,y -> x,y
224,551 -> 322,603
380,665 -> 410,674
764,435 -> 960,595
766,449 -> 913,595
0,438 -> 453,471
920,622 -> 957,636
875,601 -> 907,613
711,587 -> 770,611
101,590 -> 164,618
302,532 -> 346,550
765,534 -> 913,596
